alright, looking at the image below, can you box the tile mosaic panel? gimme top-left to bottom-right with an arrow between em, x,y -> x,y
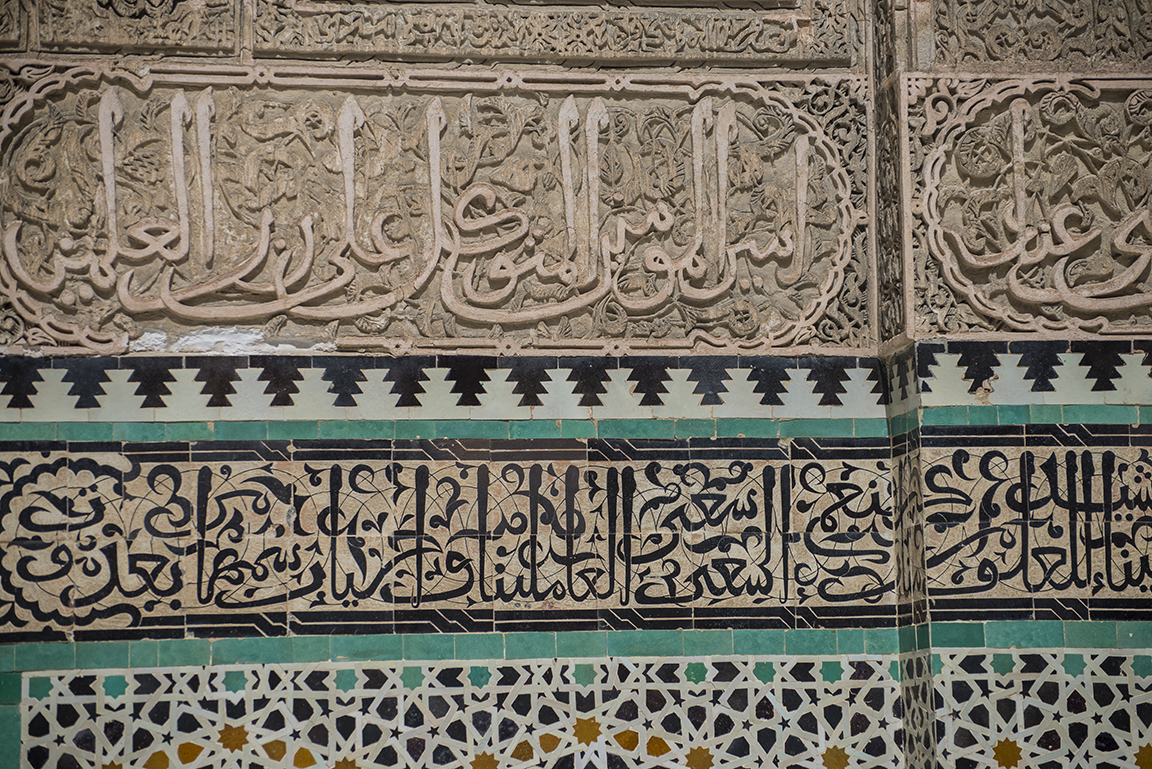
0,355 -> 890,422
0,66 -> 869,356
21,654 -> 902,769
934,648 -> 1152,768
0,438 -> 896,641
921,429 -> 1152,622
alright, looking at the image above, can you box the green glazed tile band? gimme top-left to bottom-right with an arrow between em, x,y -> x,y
1,622 -> 1146,679
0,417 -> 895,442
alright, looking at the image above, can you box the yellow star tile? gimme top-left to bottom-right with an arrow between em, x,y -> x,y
574,717 -> 602,745
993,738 -> 1022,768
218,724 -> 249,752
1136,744 -> 1152,769
823,746 -> 850,769
471,752 -> 498,769
686,746 -> 714,769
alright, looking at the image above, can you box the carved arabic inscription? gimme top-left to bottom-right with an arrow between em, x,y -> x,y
0,67 -> 863,353
921,80 -> 1152,334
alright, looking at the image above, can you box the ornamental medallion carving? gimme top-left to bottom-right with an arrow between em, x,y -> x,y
0,65 -> 868,354
916,78 -> 1152,335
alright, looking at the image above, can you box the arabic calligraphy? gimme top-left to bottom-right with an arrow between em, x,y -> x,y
925,446 -> 1152,598
0,66 -> 865,353
922,80 -> 1152,334
0,446 -> 891,635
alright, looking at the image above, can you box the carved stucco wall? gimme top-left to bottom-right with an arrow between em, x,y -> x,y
0,2 -> 1150,769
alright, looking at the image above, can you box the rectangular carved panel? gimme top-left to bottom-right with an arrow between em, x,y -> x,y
906,76 -> 1152,337
0,65 -> 871,355
0,438 -> 894,640
933,0 -> 1152,68
38,0 -> 235,54
254,0 -> 858,65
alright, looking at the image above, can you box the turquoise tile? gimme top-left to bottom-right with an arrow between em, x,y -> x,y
1118,622 -> 1152,649
505,632 -> 556,659
685,661 -> 708,683
683,630 -> 732,656
556,632 -> 606,658
931,622 -> 984,648
898,626 -> 916,653
1064,622 -> 1116,649
15,642 -> 73,671
606,630 -> 682,657
57,422 -> 115,441
1134,656 -> 1152,678
403,634 -> 455,660
213,421 -> 267,441
113,422 -> 166,442
293,636 -> 331,663
561,420 -> 596,439
917,624 -> 931,651
269,420 -> 319,440
1142,405 -> 1152,425
716,419 -> 778,438
401,666 -> 424,688
967,405 -> 998,425
921,407 -> 968,426
779,419 -> 854,437
454,633 -> 504,660
212,637 -> 292,665
997,405 -> 1030,425
331,634 -> 403,662
223,670 -> 247,692
573,663 -> 597,686
864,628 -> 899,654
1062,653 -> 1086,676
598,419 -> 675,440
318,420 -> 390,440
3,423 -> 55,440
985,620 -> 1062,648
821,660 -> 844,683
836,628 -> 865,655
0,705 -> 18,769
511,420 -> 562,439
164,422 -> 214,441
469,666 -> 491,687
1063,404 -> 1137,424
0,646 -> 12,673
159,639 -> 209,667
394,420 -> 436,439
733,629 -> 785,656
28,677 -> 51,699
75,642 -> 129,670
103,674 -> 128,698
854,418 -> 889,438
335,668 -> 359,692
128,640 -> 158,668
0,673 -> 18,705
784,629 -> 837,656
675,419 -> 715,438
754,661 -> 775,683
1029,404 -> 1063,424
436,420 -> 508,439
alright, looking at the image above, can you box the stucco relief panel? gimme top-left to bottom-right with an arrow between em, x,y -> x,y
38,0 -> 235,54
253,0 -> 858,65
0,65 -> 870,355
909,76 -> 1152,337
